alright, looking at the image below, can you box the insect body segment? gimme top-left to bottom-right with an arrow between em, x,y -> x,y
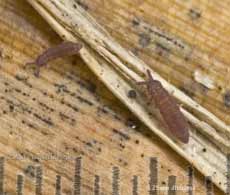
138,70 -> 189,143
26,41 -> 82,77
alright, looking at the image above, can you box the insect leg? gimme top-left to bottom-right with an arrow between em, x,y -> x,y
146,69 -> 155,81
34,63 -> 48,77
34,66 -> 41,77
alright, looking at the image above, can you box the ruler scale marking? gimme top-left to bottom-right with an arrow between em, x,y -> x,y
55,175 -> 61,195
149,157 -> 158,195
74,157 -> 82,195
94,175 -> 100,195
226,154 -> 230,195
187,166 -> 194,195
132,175 -> 138,195
0,156 -> 221,194
112,166 -> 120,195
0,157 -> 4,195
16,174 -> 24,195
205,176 -> 213,195
168,175 -> 176,195
35,166 -> 43,195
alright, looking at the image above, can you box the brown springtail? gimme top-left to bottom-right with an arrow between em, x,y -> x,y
138,69 -> 189,143
26,41 -> 83,77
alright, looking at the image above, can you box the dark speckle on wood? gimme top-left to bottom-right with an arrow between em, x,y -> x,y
200,84 -> 209,94
21,120 -> 37,130
22,92 -> 29,97
119,143 -> 125,149
86,142 -> 93,147
14,88 -> 22,93
24,165 -> 36,179
97,106 -> 109,114
33,113 -> 54,126
155,42 -> 170,57
9,105 -> 14,112
130,48 -> 139,57
74,0 -> 89,10
83,139 -> 102,155
127,90 -> 137,99
223,91 -> 230,107
97,106 -> 122,122
125,118 -> 138,129
64,73 -> 98,96
15,74 -> 28,82
67,103 -> 79,112
75,79 -> 97,94
15,74 -> 32,88
112,128 -> 130,141
61,100 -> 80,112
135,140 -> 139,144
4,82 -> 9,86
85,80 -> 97,93
113,114 -> 122,122
118,158 -> 128,166
132,18 -> 140,26
188,8 -> 201,20
59,112 -> 76,126
76,95 -> 94,106
55,84 -> 68,94
73,4 -> 77,9
38,101 -> 55,112
139,33 -> 151,48
179,86 -> 195,98
136,20 -> 185,49
180,82 -> 208,98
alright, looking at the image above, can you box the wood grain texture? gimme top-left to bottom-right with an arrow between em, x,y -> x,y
0,0 -> 225,194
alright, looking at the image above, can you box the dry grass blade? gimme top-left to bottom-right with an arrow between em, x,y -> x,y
26,0 -> 229,192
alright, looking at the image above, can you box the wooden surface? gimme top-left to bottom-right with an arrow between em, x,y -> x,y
0,0 -> 227,194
